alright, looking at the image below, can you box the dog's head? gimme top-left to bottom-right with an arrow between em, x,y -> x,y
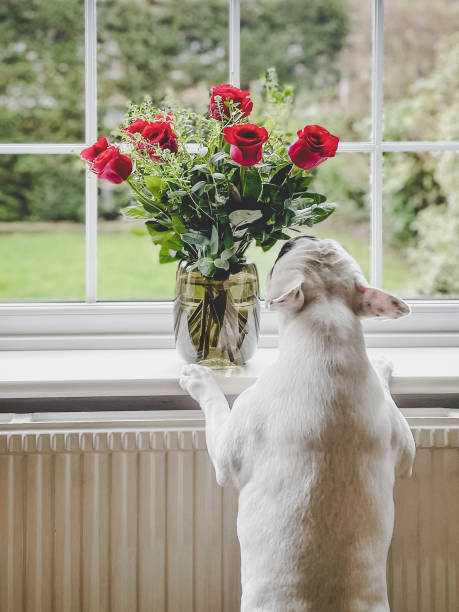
265,236 -> 410,319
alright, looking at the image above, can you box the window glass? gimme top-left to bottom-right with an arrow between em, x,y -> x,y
0,155 -> 85,301
252,153 -> 371,296
98,0 -> 228,134
384,0 -> 459,141
97,0 -> 228,300
0,0 -> 85,143
241,0 -> 372,142
383,151 -> 459,298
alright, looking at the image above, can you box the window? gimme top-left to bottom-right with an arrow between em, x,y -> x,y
1,0 -> 458,348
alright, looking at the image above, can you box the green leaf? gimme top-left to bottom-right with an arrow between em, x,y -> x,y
143,202 -> 161,215
299,176 -> 313,189
168,189 -> 188,198
121,205 -> 153,219
293,203 -> 336,225
242,168 -> 262,200
262,183 -> 281,201
171,214 -> 187,234
271,164 -> 292,186
229,209 -> 263,227
159,246 -> 179,264
301,191 -> 327,204
144,175 -> 164,197
220,248 -> 234,261
197,257 -> 216,277
210,151 -> 229,165
223,229 -> 234,249
214,258 -> 230,271
212,172 -> 226,180
209,225 -> 219,255
284,197 -> 313,212
146,221 -> 169,232
190,180 -> 207,194
261,239 -> 277,252
181,231 -> 210,246
191,164 -> 211,174
309,203 -> 336,223
146,226 -> 183,250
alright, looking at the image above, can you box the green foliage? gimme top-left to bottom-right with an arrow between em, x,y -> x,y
116,76 -> 335,277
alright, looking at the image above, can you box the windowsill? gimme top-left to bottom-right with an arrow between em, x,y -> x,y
0,347 -> 458,400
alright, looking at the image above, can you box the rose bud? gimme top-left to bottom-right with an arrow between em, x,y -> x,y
209,84 -> 253,120
223,123 -> 269,166
124,119 -> 178,160
154,112 -> 174,122
288,125 -> 339,170
92,146 -> 133,184
80,136 -> 109,163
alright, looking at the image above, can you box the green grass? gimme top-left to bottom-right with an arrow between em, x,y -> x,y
0,223 -> 412,301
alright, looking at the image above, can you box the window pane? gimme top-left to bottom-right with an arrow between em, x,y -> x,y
98,0 -> 228,134
0,0 -> 85,143
383,151 -> 459,298
384,0 -> 459,141
97,0 -> 228,300
0,155 -> 85,301
251,153 -> 371,296
241,0 -> 372,141
98,181 -> 175,300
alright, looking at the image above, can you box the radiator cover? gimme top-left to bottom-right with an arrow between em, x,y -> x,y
0,411 -> 458,612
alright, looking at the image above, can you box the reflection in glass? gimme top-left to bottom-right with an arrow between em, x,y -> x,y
0,156 -> 85,301
383,152 -> 459,298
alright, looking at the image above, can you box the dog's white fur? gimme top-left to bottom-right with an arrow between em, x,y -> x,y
180,238 -> 415,612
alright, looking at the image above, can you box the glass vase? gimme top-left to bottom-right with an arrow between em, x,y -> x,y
174,260 -> 260,370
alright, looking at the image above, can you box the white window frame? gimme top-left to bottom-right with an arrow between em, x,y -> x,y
1,0 -> 458,350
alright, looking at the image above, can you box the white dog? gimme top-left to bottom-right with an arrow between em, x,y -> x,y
180,237 -> 415,612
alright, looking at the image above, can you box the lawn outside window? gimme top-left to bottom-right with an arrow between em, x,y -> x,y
0,0 -> 458,350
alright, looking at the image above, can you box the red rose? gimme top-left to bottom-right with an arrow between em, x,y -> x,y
288,125 -> 339,170
124,119 -> 148,134
80,136 -> 109,163
92,146 -> 133,184
124,119 -> 178,160
209,84 -> 253,120
223,123 -> 269,166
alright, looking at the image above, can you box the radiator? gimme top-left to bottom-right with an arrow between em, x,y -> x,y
0,411 -> 458,612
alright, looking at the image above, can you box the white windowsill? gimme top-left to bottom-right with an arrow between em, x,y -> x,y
2,301 -> 459,351
0,347 -> 458,400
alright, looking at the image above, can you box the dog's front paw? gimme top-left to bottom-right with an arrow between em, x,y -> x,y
179,364 -> 224,407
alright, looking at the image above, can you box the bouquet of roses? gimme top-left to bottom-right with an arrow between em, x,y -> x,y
81,73 -> 339,280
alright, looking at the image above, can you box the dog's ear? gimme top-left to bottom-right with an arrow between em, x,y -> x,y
266,282 -> 304,312
355,283 -> 410,319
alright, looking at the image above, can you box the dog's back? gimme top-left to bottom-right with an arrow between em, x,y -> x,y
235,342 -> 396,612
